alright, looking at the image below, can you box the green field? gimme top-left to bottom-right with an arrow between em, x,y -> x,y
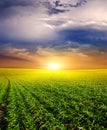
0,69 -> 107,130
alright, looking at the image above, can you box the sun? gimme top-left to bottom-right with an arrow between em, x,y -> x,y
49,63 -> 60,70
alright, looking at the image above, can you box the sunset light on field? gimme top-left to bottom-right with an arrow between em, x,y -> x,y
0,0 -> 107,129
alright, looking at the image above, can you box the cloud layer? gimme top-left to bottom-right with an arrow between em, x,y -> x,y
0,0 -> 107,69
0,0 -> 107,42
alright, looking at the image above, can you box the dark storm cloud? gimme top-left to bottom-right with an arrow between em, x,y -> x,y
0,0 -> 88,19
59,28 -> 107,49
0,0 -> 40,19
0,0 -> 68,23
0,0 -> 31,8
53,0 -> 87,8
0,0 -> 31,15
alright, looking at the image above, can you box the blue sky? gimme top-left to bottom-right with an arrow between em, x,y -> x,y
0,0 -> 107,69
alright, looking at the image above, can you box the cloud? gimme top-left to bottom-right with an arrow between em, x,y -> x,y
0,0 -> 107,43
0,46 -> 33,61
0,4 -> 60,41
59,28 -> 107,47
0,42 -> 97,62
0,0 -> 107,69
35,42 -> 102,58
33,44 -> 107,69
0,43 -> 107,69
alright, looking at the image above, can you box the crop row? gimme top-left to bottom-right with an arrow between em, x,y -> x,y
0,69 -> 107,130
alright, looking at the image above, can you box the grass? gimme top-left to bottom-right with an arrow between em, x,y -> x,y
0,68 -> 107,130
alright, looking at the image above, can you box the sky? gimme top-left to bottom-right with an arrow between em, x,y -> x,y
0,0 -> 107,69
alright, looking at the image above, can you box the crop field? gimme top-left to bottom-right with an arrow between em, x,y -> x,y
0,68 -> 107,130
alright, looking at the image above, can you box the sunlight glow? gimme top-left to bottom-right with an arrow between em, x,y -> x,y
49,63 -> 60,70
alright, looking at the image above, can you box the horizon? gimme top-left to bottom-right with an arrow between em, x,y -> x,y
0,67 -> 107,71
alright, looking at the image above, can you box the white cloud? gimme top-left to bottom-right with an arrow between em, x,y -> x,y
0,5 -> 59,41
47,0 -> 107,31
